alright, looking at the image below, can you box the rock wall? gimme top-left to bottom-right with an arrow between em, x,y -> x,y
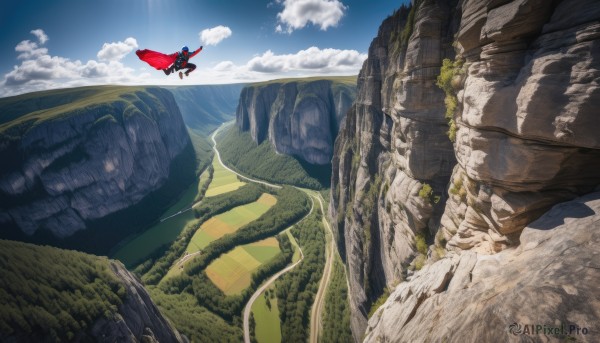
236,78 -> 356,165
92,261 -> 186,343
329,1 -> 459,338
0,87 -> 191,238
329,0 -> 600,341
440,0 -> 600,254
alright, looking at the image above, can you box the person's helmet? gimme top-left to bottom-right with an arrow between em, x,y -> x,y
182,46 -> 189,52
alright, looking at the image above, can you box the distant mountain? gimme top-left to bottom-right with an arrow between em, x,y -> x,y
0,239 -> 185,342
0,86 -> 197,254
236,76 -> 356,165
166,84 -> 245,135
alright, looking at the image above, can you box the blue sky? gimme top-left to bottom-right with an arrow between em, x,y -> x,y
0,0 -> 409,97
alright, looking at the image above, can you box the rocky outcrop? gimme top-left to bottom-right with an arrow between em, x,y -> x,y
236,77 -> 356,165
92,261 -> 186,343
364,191 -> 600,343
329,0 -> 600,341
0,86 -> 191,238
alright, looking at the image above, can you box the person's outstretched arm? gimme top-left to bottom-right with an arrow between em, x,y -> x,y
189,46 -> 203,59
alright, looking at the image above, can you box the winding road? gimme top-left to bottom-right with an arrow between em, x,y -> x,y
211,124 -> 282,190
210,123 -> 337,343
243,197 -> 313,343
210,124 -> 306,343
309,194 -> 335,343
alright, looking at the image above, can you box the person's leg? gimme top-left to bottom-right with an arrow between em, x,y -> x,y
163,65 -> 174,75
184,63 -> 196,76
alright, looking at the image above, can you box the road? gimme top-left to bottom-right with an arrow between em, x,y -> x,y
209,124 -> 306,343
211,124 -> 282,190
309,194 -> 335,343
210,123 -> 337,343
243,197 -> 313,343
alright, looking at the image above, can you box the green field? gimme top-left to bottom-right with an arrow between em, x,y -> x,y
186,193 -> 277,253
252,286 -> 281,343
112,176 -> 202,267
286,230 -> 301,263
206,237 -> 280,295
205,158 -> 245,197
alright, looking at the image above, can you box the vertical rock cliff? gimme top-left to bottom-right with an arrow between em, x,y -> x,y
330,0 -> 600,341
0,86 -> 193,243
439,0 -> 600,254
330,1 -> 459,337
236,77 -> 356,165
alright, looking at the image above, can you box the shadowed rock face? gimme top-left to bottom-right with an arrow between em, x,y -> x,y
236,78 -> 356,165
330,0 -> 600,341
329,2 -> 459,338
0,87 -> 191,238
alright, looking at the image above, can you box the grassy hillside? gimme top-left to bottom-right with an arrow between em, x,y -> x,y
148,289 -> 242,342
248,75 -> 356,87
166,84 -> 245,135
218,125 -> 331,189
0,239 -> 126,341
0,85 -> 166,136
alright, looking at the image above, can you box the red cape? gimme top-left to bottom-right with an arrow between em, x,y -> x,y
135,49 -> 177,70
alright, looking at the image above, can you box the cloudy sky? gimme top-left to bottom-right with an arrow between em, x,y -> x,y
0,0 -> 409,97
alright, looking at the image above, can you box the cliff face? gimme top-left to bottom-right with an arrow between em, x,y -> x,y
93,261 -> 186,343
439,0 -> 600,254
236,77 -> 356,165
330,0 -> 600,341
0,86 -> 191,239
330,2 -> 459,337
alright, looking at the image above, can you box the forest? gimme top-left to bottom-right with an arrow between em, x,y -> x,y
218,126 -> 331,189
275,209 -> 326,343
0,240 -> 126,342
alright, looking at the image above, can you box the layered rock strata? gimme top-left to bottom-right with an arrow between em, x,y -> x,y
330,0 -> 600,340
364,191 -> 600,343
329,1 -> 459,337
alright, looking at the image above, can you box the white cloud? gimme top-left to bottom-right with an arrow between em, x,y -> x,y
200,26 -> 232,46
1,31 -> 145,96
276,0 -> 347,33
198,46 -> 365,85
246,46 -> 366,73
213,61 -> 235,71
31,29 -> 49,44
15,40 -> 48,60
97,37 -> 138,61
